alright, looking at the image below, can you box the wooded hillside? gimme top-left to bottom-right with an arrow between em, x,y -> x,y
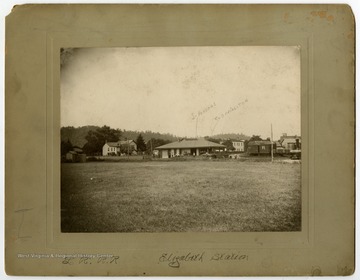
61,126 -> 179,148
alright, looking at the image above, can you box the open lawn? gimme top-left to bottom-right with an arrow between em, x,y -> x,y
61,160 -> 301,232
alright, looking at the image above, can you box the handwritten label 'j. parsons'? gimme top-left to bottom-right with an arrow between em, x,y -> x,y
191,102 -> 216,120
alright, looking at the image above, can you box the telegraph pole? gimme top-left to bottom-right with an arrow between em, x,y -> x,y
271,123 -> 274,163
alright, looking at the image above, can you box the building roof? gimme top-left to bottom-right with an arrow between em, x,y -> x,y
105,140 -> 136,147
279,136 -> 301,145
155,138 -> 226,150
105,142 -> 121,147
119,140 -> 136,145
73,147 -> 83,153
280,135 -> 301,140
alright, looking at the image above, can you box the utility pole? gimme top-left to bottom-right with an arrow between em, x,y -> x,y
271,123 -> 274,163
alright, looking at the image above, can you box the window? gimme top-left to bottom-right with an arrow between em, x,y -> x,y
261,146 -> 266,150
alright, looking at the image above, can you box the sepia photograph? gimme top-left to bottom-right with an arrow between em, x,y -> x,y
5,3 -> 355,277
60,46 -> 301,233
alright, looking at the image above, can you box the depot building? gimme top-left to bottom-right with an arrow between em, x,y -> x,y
154,138 -> 226,158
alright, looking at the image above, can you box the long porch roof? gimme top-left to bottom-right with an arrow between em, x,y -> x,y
155,139 -> 226,150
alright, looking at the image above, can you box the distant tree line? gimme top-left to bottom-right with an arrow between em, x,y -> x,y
61,125 -> 179,150
61,125 -> 175,156
211,133 -> 250,141
61,125 -> 99,148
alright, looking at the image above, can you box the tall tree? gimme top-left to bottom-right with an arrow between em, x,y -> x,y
244,140 -> 250,152
249,135 -> 263,142
145,138 -> 171,154
136,133 -> 146,152
120,143 -> 135,155
83,125 -> 121,155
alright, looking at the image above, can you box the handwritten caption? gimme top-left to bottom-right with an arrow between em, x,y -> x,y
214,99 -> 248,121
17,253 -> 119,265
159,252 -> 249,268
191,102 -> 216,120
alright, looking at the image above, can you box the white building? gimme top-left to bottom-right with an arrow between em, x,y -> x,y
102,140 -> 137,156
231,140 -> 245,152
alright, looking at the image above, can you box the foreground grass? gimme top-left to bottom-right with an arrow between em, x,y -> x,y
61,161 -> 301,232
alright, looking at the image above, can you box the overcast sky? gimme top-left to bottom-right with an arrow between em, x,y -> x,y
61,46 -> 300,140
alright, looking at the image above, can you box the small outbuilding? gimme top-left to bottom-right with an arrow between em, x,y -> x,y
65,150 -> 86,163
247,140 -> 275,155
65,151 -> 77,161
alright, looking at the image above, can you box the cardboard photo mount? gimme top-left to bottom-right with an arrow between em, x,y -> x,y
5,4 -> 355,276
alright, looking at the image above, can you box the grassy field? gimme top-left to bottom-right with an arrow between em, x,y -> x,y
61,160 -> 301,232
